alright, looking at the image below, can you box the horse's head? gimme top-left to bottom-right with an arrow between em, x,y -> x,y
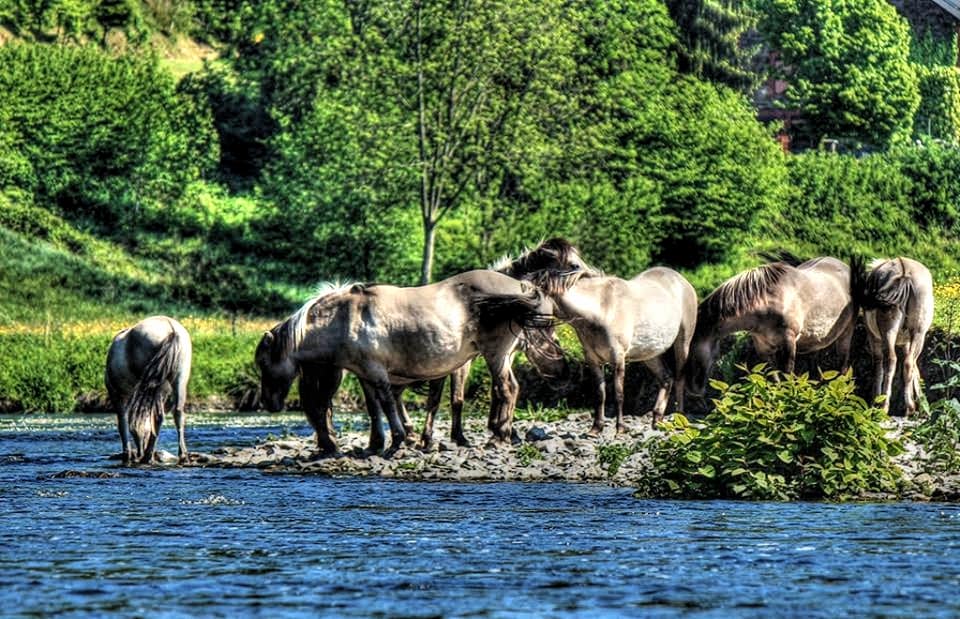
255,329 -> 299,412
497,238 -> 597,296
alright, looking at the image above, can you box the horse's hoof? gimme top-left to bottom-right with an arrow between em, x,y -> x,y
615,425 -> 627,435
586,427 -> 603,438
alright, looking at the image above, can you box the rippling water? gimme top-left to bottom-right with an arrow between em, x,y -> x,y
3,414 -> 960,618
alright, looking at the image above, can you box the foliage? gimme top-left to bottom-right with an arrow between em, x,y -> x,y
913,65 -> 960,144
597,442 -> 637,476
665,0 -> 761,93
516,443 -> 543,467
0,43 -> 216,226
636,367 -> 904,500
755,0 -> 920,148
910,28 -> 959,68
751,147 -> 960,277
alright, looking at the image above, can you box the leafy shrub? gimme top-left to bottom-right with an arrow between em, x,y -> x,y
0,43 -> 215,225
914,65 -> 960,144
598,442 -> 637,476
636,366 -> 904,500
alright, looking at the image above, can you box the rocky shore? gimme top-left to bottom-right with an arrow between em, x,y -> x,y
168,410 -> 960,499
184,411 -> 658,486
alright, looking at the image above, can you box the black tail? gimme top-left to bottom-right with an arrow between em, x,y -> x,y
862,259 -> 914,312
127,332 -> 182,454
757,249 -> 805,266
472,288 -> 554,330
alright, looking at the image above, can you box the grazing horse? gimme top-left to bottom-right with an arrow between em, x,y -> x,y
498,239 -> 698,432
857,257 -> 934,415
688,255 -> 858,395
105,316 -> 192,464
255,270 -> 554,453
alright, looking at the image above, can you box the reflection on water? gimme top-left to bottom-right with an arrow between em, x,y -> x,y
2,414 -> 960,617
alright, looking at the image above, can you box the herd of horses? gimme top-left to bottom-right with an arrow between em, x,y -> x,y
106,238 -> 934,465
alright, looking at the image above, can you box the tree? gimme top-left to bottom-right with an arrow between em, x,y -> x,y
665,0 -> 761,94
755,0 -> 920,148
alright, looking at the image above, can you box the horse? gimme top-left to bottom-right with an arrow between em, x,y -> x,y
688,255 -> 859,396
255,270 -> 554,453
105,316 -> 192,465
856,257 -> 934,415
498,238 -> 698,432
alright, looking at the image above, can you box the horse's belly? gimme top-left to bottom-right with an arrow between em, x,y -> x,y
626,321 -> 679,361
798,309 -> 845,351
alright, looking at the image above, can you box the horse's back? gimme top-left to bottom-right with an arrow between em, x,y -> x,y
866,257 -> 934,336
107,316 -> 191,391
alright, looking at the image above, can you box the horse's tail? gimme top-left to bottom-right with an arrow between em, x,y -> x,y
862,258 -> 914,313
127,330 -> 183,452
472,287 -> 554,330
757,249 -> 805,266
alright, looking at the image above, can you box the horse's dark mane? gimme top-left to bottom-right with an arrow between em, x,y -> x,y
273,282 -> 360,359
494,238 -> 601,295
700,262 -> 793,325
862,258 -> 914,311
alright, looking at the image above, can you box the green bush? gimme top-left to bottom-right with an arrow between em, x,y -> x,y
0,43 -> 215,226
636,367 -> 904,500
914,65 -> 960,144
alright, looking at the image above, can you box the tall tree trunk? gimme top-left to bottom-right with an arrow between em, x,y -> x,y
420,219 -> 436,285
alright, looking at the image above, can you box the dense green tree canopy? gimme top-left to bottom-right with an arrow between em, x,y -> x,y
755,0 -> 920,148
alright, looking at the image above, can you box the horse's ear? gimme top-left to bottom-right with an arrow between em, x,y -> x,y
262,331 -> 274,343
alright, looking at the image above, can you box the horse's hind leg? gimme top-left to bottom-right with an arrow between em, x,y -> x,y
360,380 -> 385,453
392,385 -> 415,436
173,375 -> 189,464
587,362 -> 606,436
877,311 -> 904,414
612,357 -> 627,434
643,356 -> 673,429
902,331 -> 927,416
420,378 -> 444,449
450,362 -> 470,447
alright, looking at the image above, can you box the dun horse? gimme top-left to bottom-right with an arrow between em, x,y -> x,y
105,316 -> 192,464
688,255 -> 858,395
857,257 -> 934,415
255,270 -> 554,453
499,239 -> 698,432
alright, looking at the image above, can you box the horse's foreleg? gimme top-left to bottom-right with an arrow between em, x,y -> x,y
392,385 -> 415,436
588,363 -> 606,436
780,331 -> 798,376
644,356 -> 673,430
450,363 -> 470,447
672,338 -> 689,416
420,378 -> 444,449
301,366 -> 338,455
363,373 -> 407,451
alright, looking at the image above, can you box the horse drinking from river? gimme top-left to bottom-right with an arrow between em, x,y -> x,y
857,257 -> 934,415
688,255 -> 859,396
105,316 -> 192,465
255,270 -> 554,453
498,238 -> 698,432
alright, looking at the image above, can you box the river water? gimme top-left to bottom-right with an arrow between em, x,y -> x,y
2,413 -> 960,618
